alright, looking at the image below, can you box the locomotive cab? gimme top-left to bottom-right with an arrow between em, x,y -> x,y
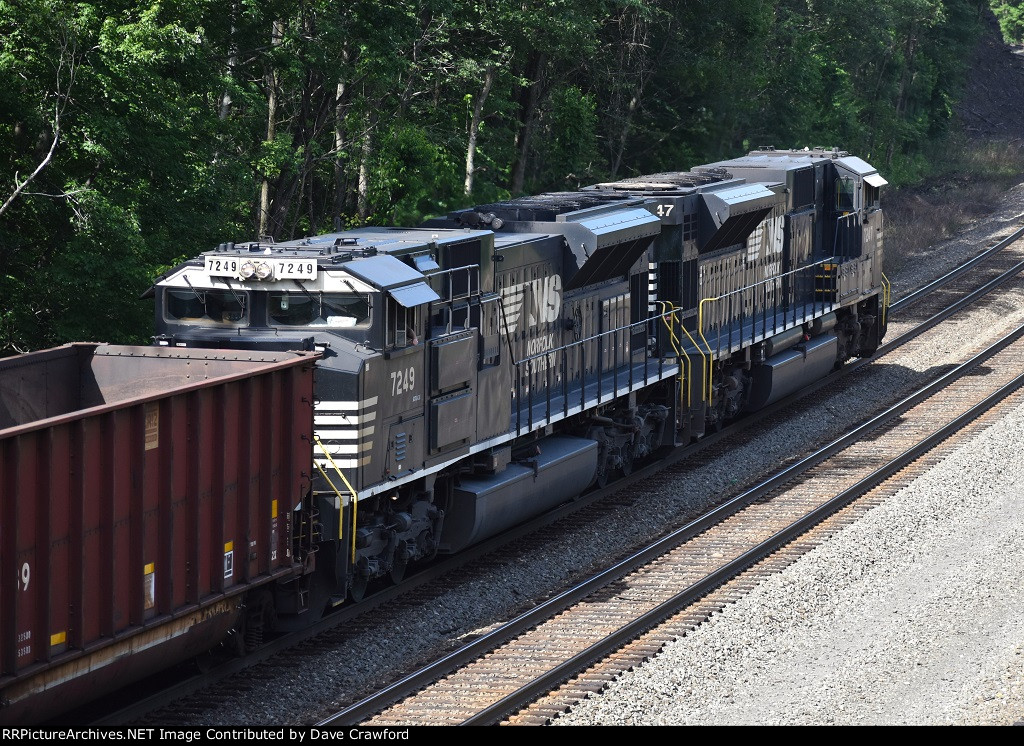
148,229 -> 506,609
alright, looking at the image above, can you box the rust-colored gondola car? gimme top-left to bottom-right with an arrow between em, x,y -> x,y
0,343 -> 317,724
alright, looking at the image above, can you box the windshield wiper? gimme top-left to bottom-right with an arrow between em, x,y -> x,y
183,275 -> 206,304
291,278 -> 317,302
215,276 -> 247,311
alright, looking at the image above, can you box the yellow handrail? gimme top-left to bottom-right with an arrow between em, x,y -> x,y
313,434 -> 359,565
656,301 -> 683,355
880,272 -> 891,327
697,297 -> 719,403
656,301 -> 690,410
656,300 -> 708,409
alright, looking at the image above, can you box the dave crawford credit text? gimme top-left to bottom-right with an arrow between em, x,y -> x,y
1,729 -> 412,741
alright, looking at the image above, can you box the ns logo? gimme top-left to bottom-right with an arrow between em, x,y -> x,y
500,273 -> 562,333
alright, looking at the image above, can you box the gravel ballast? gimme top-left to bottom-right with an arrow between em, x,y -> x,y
555,396 -> 1024,726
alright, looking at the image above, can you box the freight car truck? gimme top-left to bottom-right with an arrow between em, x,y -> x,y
0,343 -> 319,725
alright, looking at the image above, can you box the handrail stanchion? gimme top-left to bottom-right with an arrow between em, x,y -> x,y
562,347 -> 569,419
527,359 -> 534,432
515,361 -> 522,434
627,319 -> 632,384
613,324 -> 619,394
581,342 -> 587,412
545,352 -> 551,423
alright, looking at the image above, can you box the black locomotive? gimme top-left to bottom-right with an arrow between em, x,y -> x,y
149,146 -> 889,618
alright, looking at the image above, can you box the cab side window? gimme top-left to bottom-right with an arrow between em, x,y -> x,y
864,184 -> 881,210
835,176 -> 855,213
386,298 -> 420,348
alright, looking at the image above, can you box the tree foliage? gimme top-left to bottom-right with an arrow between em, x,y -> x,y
0,0 -> 991,353
992,0 -> 1024,42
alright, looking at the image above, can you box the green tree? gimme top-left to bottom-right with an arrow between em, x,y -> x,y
991,1 -> 1024,42
0,0 -> 993,355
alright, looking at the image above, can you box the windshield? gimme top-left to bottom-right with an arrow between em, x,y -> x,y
268,292 -> 370,327
165,288 -> 247,324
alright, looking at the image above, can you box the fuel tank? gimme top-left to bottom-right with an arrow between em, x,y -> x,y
746,332 -> 838,410
439,435 -> 599,553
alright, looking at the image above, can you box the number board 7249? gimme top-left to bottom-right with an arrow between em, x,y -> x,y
204,255 -> 318,281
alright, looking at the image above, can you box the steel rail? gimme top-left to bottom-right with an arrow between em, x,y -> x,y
890,224 -> 1024,313
465,361 -> 1024,725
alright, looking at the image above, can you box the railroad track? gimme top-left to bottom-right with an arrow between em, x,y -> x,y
891,224 -> 1024,315
322,322 -> 1024,726
78,225 -> 1024,727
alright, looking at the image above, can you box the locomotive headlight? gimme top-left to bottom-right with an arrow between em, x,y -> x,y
255,261 -> 274,280
238,261 -> 256,279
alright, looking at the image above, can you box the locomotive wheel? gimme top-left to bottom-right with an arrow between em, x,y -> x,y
857,325 -> 880,358
390,541 -> 409,584
349,573 -> 369,602
707,394 -> 727,434
236,590 -> 274,653
589,428 -> 610,488
620,444 -> 635,476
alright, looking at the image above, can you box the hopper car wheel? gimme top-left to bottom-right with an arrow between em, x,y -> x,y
195,645 -> 228,673
241,590 -> 274,652
422,530 -> 440,561
229,628 -> 246,658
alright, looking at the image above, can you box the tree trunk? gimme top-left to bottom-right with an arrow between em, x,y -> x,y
610,92 -> 639,179
510,52 -> 545,195
607,5 -> 657,179
0,31 -> 78,219
332,57 -> 350,231
464,65 -> 495,197
886,22 -> 919,169
219,1 -> 239,120
357,112 -> 377,221
258,19 -> 284,238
